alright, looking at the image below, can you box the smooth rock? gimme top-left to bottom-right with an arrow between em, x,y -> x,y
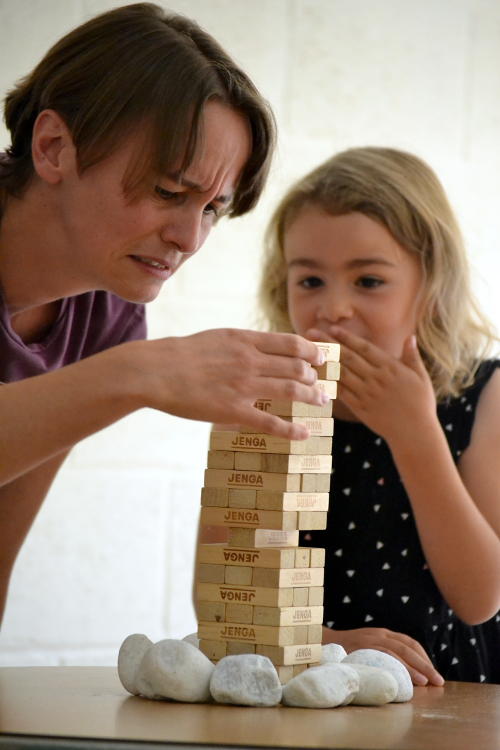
210,654 -> 282,707
320,643 -> 347,664
282,663 -> 359,708
135,639 -> 214,702
347,664 -> 399,705
342,649 -> 413,702
182,632 -> 200,648
117,633 -> 153,696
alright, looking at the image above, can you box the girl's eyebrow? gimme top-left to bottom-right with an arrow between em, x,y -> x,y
287,257 -> 396,269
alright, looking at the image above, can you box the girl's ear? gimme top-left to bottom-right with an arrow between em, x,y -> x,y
31,109 -> 76,185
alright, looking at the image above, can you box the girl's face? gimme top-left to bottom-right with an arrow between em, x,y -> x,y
284,205 -> 424,359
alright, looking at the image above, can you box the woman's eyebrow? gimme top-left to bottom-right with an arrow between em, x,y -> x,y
166,171 -> 232,205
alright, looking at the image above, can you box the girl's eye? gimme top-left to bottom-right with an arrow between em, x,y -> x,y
357,276 -> 384,289
300,276 -> 324,289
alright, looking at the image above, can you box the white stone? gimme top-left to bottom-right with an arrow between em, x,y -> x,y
320,643 -> 347,664
117,633 -> 153,695
347,664 -> 399,705
182,632 -> 200,648
282,663 -> 359,708
135,639 -> 214,703
342,649 -> 413,702
210,654 -> 282,707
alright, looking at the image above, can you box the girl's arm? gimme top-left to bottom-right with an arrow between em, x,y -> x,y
313,325 -> 500,625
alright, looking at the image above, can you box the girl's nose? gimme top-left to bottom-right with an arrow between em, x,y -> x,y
317,290 -> 353,324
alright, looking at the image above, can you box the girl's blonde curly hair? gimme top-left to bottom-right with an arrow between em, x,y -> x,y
259,147 -> 497,401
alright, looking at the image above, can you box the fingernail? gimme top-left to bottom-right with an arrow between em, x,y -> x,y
316,348 -> 326,365
320,391 -> 331,405
413,672 -> 428,686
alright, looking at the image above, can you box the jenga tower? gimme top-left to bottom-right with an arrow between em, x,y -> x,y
196,342 -> 340,683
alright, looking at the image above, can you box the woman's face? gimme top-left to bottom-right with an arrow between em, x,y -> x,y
284,206 -> 424,359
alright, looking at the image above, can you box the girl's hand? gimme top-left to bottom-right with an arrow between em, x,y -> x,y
306,326 -> 437,445
322,625 -> 444,687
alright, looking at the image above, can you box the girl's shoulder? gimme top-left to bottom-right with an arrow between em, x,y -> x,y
437,359 -> 500,458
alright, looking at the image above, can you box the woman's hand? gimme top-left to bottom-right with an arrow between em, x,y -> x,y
127,328 -> 329,439
306,326 -> 437,445
322,625 -> 444,686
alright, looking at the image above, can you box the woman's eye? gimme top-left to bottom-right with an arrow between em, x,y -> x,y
203,203 -> 219,219
155,185 -> 177,200
300,276 -> 324,289
357,276 -> 384,289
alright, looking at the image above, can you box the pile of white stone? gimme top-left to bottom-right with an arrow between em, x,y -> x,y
118,633 -> 413,708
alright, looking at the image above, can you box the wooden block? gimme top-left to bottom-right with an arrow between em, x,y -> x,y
241,417 -> 334,437
207,450 -> 235,469
294,548 -> 310,568
225,603 -> 254,624
256,492 -> 329,512
310,548 -> 326,567
298,511 -> 328,530
227,528 -> 299,548
316,380 -> 337,399
234,453 -> 332,474
204,469 -> 301,492
256,643 -> 322,666
275,665 -> 294,684
196,601 -> 225,622
252,605 -> 324,627
226,641 -> 256,655
198,563 -> 225,584
210,432 -> 332,456
292,625 -> 309,645
254,399 -> 333,417
196,582 -> 295,607
198,544 -> 296,569
233,453 -> 263,471
292,588 -> 309,606
308,587 -> 324,606
293,664 -> 309,676
200,487 -> 229,507
300,473 -> 331,492
199,639 -> 227,661
308,624 -> 323,643
314,361 -> 341,380
228,489 -> 257,508
225,565 -> 252,585
312,341 -> 340,362
198,621 -> 298,647
200,507 -> 298,531
252,567 -> 324,589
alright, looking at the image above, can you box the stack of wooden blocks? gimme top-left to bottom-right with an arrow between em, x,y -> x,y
196,342 -> 340,683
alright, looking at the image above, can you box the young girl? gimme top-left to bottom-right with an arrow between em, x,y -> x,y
259,147 -> 500,685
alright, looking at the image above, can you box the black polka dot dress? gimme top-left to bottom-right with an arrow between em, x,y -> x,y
301,360 -> 500,683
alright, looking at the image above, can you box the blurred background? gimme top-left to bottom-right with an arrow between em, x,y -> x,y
1,0 -> 499,665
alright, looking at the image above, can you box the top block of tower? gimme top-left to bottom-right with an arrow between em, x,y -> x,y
313,341 -> 340,362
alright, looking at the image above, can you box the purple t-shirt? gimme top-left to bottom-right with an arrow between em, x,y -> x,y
0,289 -> 146,382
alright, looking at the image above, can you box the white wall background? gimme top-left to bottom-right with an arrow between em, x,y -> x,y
1,0 -> 499,665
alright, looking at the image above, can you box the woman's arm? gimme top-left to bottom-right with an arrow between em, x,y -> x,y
0,451 -> 70,623
0,329 -> 327,487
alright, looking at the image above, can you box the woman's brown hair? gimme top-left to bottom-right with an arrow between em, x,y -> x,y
1,2 -> 275,217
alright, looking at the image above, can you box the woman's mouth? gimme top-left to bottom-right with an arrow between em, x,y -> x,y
130,255 -> 173,280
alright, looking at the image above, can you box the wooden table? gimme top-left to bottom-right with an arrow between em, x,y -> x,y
0,667 -> 499,749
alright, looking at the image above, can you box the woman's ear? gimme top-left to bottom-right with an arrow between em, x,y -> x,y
31,109 -> 76,185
